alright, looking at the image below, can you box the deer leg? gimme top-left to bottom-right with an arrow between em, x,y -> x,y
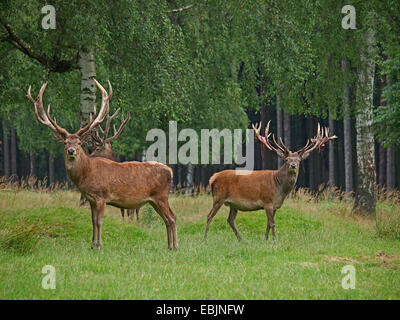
167,204 -> 178,249
227,207 -> 242,241
121,209 -> 125,220
130,209 -> 135,223
89,201 -> 99,249
96,200 -> 106,248
150,200 -> 175,250
169,205 -> 178,249
265,207 -> 276,241
271,210 -> 277,239
204,200 -> 224,240
80,193 -> 87,207
136,209 -> 140,222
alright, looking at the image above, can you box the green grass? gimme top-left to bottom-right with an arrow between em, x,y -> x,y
0,189 -> 400,299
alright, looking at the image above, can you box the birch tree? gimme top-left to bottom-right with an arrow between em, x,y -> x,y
354,29 -> 376,215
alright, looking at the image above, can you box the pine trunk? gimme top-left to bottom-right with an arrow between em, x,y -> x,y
2,120 -> 10,178
49,152 -> 55,186
260,98 -> 268,169
378,144 -> 386,188
29,152 -> 35,177
308,117 -> 315,190
10,121 -> 17,179
386,146 -> 395,190
185,163 -> 194,196
328,113 -> 335,187
276,95 -> 283,168
283,111 -> 291,150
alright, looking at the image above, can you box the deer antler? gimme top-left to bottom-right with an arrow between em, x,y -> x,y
99,108 -> 121,139
252,120 -> 289,158
92,108 -> 131,145
104,112 -> 131,143
76,79 -> 112,137
296,123 -> 337,159
27,82 -> 70,139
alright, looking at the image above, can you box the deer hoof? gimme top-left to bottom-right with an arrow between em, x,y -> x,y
91,242 -> 102,249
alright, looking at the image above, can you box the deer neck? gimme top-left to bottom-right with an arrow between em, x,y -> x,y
64,148 -> 91,186
275,162 -> 299,196
104,143 -> 116,161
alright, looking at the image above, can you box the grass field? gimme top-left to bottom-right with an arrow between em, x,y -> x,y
0,186 -> 400,299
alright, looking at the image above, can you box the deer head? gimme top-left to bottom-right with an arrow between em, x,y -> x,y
90,107 -> 130,159
27,79 -> 112,163
252,120 -> 337,175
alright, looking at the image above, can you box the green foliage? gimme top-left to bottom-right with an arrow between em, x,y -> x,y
372,0 -> 400,146
375,52 -> 400,147
1,0 -> 400,157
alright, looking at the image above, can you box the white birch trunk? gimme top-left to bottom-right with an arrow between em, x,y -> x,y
354,30 -> 376,216
342,60 -> 354,193
78,47 -> 96,152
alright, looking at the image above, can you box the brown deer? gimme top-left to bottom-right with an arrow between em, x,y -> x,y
27,80 -> 177,249
204,120 -> 337,241
82,108 -> 140,222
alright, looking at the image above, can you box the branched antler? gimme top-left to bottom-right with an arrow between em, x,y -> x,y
296,123 -> 337,158
92,108 -> 131,146
27,80 -> 112,139
252,120 -> 289,159
76,79 -> 112,137
252,120 -> 337,160
27,82 -> 70,139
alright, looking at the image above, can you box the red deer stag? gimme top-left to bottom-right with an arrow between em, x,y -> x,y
82,108 -> 140,222
27,80 -> 177,249
204,120 -> 337,241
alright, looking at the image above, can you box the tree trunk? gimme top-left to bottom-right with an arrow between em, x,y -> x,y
283,111 -> 291,150
385,72 -> 396,191
378,68 -> 387,189
2,120 -> 10,178
342,60 -> 354,193
260,97 -> 268,170
354,29 -> 376,216
78,47 -> 96,153
49,152 -> 55,186
177,164 -> 183,191
328,113 -> 335,187
29,152 -> 35,177
308,117 -> 315,190
378,144 -> 386,188
276,95 -> 283,168
10,119 -> 17,179
185,163 -> 194,196
386,146 -> 395,190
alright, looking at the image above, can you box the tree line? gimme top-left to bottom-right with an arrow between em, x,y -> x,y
1,0 -> 400,216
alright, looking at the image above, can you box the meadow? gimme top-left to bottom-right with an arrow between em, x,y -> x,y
0,180 -> 399,300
